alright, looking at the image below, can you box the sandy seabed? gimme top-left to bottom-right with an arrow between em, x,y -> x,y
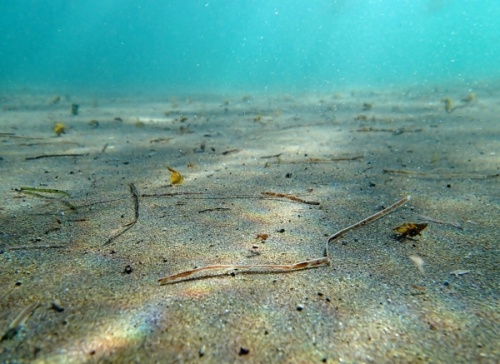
0,82 -> 498,363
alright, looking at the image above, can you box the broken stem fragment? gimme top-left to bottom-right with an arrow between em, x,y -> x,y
17,187 -> 70,197
327,195 -> 411,244
261,191 -> 320,205
16,186 -> 76,210
104,183 -> 140,246
25,153 -> 88,160
158,257 -> 329,285
5,244 -> 66,251
1,302 -> 40,342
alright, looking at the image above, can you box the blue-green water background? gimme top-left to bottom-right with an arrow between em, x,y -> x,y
1,0 -> 499,93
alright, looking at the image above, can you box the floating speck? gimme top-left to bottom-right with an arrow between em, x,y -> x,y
409,255 -> 425,275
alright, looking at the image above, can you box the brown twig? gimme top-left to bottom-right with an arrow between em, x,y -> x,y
261,192 -> 320,205
4,244 -> 66,251
418,215 -> 463,230
159,258 -> 329,285
141,192 -> 204,198
221,149 -> 241,155
129,183 -> 139,221
198,207 -> 231,213
25,153 -> 88,160
104,183 -> 139,246
260,153 -> 283,159
1,302 -> 40,341
326,196 -> 410,244
383,169 -> 499,180
286,155 -> 363,164
308,155 -> 363,162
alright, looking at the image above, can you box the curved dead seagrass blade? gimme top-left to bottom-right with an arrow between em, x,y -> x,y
158,258 -> 329,285
158,195 -> 411,285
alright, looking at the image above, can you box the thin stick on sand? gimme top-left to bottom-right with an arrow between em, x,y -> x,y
158,258 -> 329,285
327,195 -> 411,244
1,302 -> 40,342
104,183 -> 140,246
158,195 -> 410,285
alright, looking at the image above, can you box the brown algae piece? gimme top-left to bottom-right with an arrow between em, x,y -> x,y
167,166 -> 184,186
255,233 -> 269,241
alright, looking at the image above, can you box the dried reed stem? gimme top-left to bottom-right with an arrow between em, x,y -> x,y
327,195 -> 410,244
104,183 -> 139,246
1,302 -> 40,342
158,257 -> 329,285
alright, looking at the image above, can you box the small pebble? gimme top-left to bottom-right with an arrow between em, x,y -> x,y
239,347 -> 250,355
51,301 -> 65,313
123,265 -> 133,274
296,304 -> 304,311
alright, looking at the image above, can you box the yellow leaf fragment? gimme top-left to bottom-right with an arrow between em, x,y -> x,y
53,122 -> 66,136
394,222 -> 428,239
167,166 -> 184,186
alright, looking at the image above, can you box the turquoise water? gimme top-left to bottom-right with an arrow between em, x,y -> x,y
1,0 -> 499,93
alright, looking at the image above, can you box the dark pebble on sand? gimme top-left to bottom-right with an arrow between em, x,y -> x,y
239,347 -> 250,355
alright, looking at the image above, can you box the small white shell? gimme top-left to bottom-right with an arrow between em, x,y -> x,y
449,269 -> 470,276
